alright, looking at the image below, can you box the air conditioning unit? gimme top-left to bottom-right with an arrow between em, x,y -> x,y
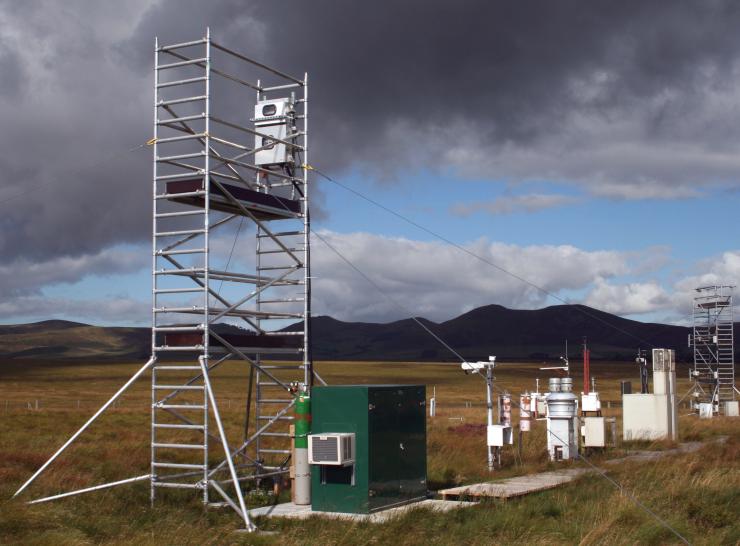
308,433 -> 355,466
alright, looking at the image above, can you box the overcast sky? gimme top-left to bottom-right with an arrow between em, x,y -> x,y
0,0 -> 738,326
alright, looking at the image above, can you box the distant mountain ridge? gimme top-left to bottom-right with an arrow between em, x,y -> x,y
1,304 -> 736,363
0,320 -> 150,361
298,304 -> 709,362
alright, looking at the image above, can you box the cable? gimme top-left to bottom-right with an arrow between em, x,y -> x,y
484,380 -> 691,545
569,441 -> 691,545
311,229 -> 468,363
0,140 -> 151,207
217,217 -> 245,296
311,166 -> 659,351
312,225 -> 691,545
156,154 -> 687,542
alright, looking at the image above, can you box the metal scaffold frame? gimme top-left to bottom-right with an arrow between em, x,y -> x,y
13,29 -> 315,531
690,285 -> 736,411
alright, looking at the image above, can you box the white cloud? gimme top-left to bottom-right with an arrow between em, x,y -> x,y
0,245 -> 151,324
450,193 -> 578,217
311,235 -> 738,325
0,295 -> 149,326
584,279 -> 672,315
670,250 -> 740,320
0,247 -> 148,297
310,230 -> 631,322
674,251 -> 740,292
0,228 -> 735,327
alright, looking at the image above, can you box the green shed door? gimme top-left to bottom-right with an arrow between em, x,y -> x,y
398,386 -> 427,500
368,388 -> 400,510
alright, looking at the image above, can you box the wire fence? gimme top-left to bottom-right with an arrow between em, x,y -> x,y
1,398 -> 243,412
3,398 -> 699,413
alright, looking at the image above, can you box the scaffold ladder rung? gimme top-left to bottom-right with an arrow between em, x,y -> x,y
148,32 -> 312,525
152,462 -> 205,470
156,77 -> 207,89
152,482 -> 203,490
153,287 -> 205,295
153,346 -> 204,352
155,228 -> 206,237
153,384 -> 205,391
157,95 -> 207,107
157,248 -> 207,256
154,404 -> 206,410
153,423 -> 205,430
257,248 -> 305,255
155,209 -> 207,218
153,443 -> 206,450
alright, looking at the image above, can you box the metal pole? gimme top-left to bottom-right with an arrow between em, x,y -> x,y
29,475 -> 151,505
583,338 -> 590,395
198,357 -> 255,531
303,72 -> 312,392
202,28 -> 212,507
14,357 -> 155,498
486,365 -> 494,471
150,34 -> 159,509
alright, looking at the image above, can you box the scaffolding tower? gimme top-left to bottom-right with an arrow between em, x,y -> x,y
13,30 -> 315,531
691,285 -> 735,410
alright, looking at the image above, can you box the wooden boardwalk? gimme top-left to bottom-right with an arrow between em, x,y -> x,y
439,439 -> 714,501
439,468 -> 591,501
252,440 -> 715,519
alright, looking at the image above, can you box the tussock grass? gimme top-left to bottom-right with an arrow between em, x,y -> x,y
0,359 -> 738,544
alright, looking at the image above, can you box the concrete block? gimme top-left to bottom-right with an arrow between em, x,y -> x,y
723,401 -> 739,417
583,416 -> 605,447
623,394 -> 676,441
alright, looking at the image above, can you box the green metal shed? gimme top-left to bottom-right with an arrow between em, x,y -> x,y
310,384 -> 427,514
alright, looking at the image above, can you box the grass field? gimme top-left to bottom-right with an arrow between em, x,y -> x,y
0,359 -> 738,545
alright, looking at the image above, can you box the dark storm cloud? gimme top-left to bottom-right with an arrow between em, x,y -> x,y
0,38 -> 25,98
123,1 -> 740,173
2,0 -> 740,267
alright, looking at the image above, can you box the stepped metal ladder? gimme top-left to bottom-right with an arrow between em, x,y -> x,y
150,31 -> 212,501
692,285 -> 736,407
251,224 -> 307,471
11,30 -> 314,533
150,29 -> 314,527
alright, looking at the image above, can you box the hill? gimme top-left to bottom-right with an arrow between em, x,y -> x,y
2,304 -> 732,364
0,320 -> 150,361
302,304 -> 705,362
